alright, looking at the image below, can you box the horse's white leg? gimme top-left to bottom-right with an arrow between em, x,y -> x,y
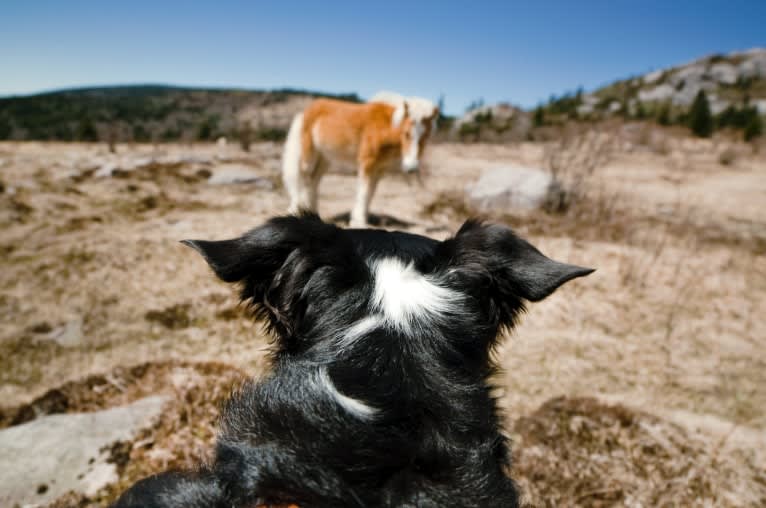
282,113 -> 305,214
350,169 -> 379,228
307,158 -> 327,212
288,154 -> 321,213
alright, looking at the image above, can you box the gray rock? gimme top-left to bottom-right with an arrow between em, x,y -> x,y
709,63 -> 738,85
0,396 -> 167,506
643,69 -> 664,84
208,164 -> 274,188
739,51 -> 766,78
466,166 -> 556,212
94,162 -> 118,178
708,95 -> 730,115
671,63 -> 707,83
638,83 -> 675,103
45,317 -> 84,348
576,95 -> 600,115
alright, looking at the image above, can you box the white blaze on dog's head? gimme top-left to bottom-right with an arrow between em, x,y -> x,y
370,257 -> 460,333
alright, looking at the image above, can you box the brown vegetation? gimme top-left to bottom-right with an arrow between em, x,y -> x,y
1,133 -> 764,506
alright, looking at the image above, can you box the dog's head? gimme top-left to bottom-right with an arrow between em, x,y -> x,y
183,214 -> 593,358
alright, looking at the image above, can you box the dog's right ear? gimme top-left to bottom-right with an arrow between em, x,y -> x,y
436,220 -> 594,327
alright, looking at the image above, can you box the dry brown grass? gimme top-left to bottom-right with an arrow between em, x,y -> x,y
513,397 -> 766,507
1,138 -> 765,506
4,362 -> 762,508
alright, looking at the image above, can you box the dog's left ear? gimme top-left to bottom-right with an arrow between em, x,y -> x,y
439,220 -> 594,302
181,212 -> 339,299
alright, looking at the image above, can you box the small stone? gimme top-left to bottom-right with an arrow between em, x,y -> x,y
45,317 -> 84,348
207,164 -> 274,188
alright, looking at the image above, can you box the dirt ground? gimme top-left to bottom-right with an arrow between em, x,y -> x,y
1,131 -> 764,506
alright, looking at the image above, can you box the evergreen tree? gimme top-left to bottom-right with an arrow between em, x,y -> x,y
657,104 -> 671,126
197,116 -> 218,141
132,124 -> 150,142
634,102 -> 647,120
76,117 -> 99,141
239,121 -> 253,152
0,117 -> 12,139
688,90 -> 713,138
744,114 -> 763,142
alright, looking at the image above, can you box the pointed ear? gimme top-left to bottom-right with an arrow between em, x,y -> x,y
183,214 -> 349,338
392,101 -> 409,128
181,237 -> 256,283
181,212 -> 334,288
505,249 -> 594,301
440,220 -> 594,302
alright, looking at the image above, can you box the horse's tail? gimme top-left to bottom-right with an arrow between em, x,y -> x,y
282,112 -> 304,213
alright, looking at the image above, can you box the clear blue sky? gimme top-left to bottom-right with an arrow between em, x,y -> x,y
1,1 -> 764,114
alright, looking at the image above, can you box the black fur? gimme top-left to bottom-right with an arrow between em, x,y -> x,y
112,213 -> 593,508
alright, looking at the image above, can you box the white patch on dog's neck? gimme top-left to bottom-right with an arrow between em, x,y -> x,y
316,366 -> 377,419
371,257 -> 458,333
336,315 -> 383,349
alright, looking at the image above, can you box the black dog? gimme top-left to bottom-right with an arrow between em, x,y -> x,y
112,213 -> 593,508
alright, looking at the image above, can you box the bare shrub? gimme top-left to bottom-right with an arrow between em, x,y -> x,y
541,126 -> 617,214
719,146 -> 737,166
239,121 -> 253,152
652,135 -> 671,156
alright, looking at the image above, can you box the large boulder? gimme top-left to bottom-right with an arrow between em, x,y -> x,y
466,165 -> 557,213
0,395 -> 167,506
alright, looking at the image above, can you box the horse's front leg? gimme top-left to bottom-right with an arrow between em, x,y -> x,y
349,165 -> 380,228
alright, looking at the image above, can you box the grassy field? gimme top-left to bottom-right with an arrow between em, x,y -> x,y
1,129 -> 764,506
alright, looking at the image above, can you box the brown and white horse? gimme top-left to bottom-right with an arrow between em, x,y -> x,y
282,93 -> 438,227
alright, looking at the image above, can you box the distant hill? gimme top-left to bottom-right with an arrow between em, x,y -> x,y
534,48 -> 766,138
0,85 -> 360,142
4,48 -> 765,144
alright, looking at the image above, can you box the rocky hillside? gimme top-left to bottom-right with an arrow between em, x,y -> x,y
452,48 -> 766,142
538,48 -> 766,130
586,48 -> 766,115
0,85 -> 359,143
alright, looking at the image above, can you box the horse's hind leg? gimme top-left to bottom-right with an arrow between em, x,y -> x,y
289,154 -> 323,214
306,157 -> 327,213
